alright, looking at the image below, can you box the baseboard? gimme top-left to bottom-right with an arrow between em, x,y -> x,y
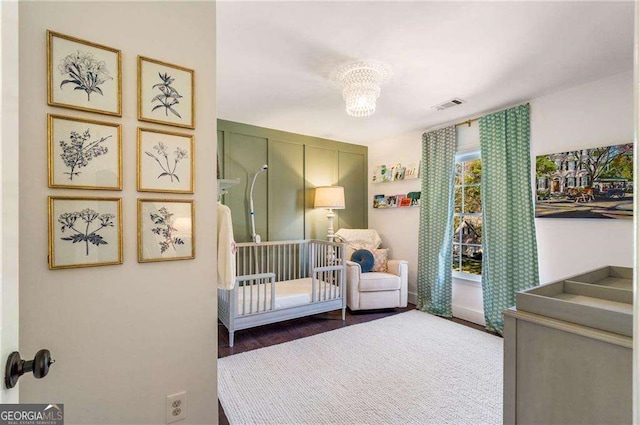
408,291 -> 417,305
452,304 -> 485,326
408,292 -> 484,326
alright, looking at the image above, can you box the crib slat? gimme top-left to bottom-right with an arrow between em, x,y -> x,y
242,277 -> 246,316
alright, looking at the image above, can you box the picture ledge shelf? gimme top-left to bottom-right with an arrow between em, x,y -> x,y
372,205 -> 420,209
372,179 -> 419,184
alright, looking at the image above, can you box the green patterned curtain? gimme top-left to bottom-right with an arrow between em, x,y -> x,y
417,126 -> 456,317
480,104 -> 539,335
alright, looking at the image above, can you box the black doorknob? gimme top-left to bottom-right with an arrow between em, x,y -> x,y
5,349 -> 55,389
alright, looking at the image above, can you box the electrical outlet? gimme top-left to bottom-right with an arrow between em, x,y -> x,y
166,392 -> 187,424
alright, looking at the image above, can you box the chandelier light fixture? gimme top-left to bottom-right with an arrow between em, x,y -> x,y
333,61 -> 391,117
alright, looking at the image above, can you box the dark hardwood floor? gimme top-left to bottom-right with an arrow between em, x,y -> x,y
217,305 -> 492,424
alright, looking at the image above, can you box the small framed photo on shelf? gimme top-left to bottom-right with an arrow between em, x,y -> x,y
386,195 -> 399,208
372,165 -> 393,183
373,194 -> 388,208
137,128 -> 194,194
138,56 -> 195,129
48,114 -> 122,190
47,31 -> 122,116
398,195 -> 412,207
48,196 -> 122,270
138,199 -> 195,263
391,164 -> 406,181
407,191 -> 422,206
404,162 -> 421,179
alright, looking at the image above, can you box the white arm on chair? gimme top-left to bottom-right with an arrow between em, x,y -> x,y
345,260 -> 362,310
387,259 -> 409,308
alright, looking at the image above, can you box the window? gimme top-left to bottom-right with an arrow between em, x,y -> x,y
453,153 -> 482,278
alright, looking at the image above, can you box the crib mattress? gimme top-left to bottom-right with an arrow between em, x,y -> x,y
237,277 -> 339,314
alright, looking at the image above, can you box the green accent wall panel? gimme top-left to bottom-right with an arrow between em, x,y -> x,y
224,132 -> 268,242
217,119 -> 367,243
338,151 -> 367,230
217,130 -> 224,178
305,146 -> 338,240
268,139 -> 305,241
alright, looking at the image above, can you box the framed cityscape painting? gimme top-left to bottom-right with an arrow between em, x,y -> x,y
138,199 -> 195,263
137,128 -> 194,193
48,114 -> 122,190
48,196 -> 123,269
138,56 -> 195,129
47,31 -> 122,116
535,142 -> 633,219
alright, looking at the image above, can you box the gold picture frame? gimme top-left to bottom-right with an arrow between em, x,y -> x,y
137,56 -> 195,129
137,127 -> 195,194
48,196 -> 123,270
48,114 -> 122,190
137,198 -> 195,263
47,31 -> 122,116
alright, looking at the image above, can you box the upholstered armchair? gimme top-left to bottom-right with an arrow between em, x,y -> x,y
335,229 -> 408,311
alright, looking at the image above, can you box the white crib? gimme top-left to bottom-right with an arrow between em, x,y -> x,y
218,239 -> 346,347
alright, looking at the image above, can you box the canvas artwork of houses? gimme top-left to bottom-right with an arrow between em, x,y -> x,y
535,143 -> 633,219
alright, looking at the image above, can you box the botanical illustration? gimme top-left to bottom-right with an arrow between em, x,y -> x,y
151,73 -> 182,118
145,142 -> 188,183
58,50 -> 112,101
48,32 -> 121,116
138,56 -> 194,129
59,129 -> 111,181
535,143 -> 633,219
58,208 -> 115,256
149,206 -> 185,254
138,128 -> 193,193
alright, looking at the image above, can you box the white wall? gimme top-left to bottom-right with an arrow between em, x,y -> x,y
368,71 -> 634,325
1,0 -> 20,404
19,3 -> 218,424
532,72 -> 634,283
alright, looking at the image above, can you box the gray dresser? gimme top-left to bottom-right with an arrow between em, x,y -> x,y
503,266 -> 632,425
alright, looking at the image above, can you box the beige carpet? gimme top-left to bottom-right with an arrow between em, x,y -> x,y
218,310 -> 502,425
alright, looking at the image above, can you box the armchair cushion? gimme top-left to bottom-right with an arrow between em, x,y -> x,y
359,272 -> 401,292
351,249 -> 374,273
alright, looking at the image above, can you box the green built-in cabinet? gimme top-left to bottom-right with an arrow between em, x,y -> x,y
218,120 -> 368,242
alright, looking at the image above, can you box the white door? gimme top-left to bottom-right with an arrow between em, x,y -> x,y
0,0 -> 20,404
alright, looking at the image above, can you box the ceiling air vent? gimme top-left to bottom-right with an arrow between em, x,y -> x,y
432,98 -> 465,111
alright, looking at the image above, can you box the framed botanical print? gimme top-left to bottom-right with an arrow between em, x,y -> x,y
137,128 -> 194,193
138,56 -> 195,129
48,114 -> 122,190
138,199 -> 195,263
47,31 -> 122,116
48,196 -> 123,270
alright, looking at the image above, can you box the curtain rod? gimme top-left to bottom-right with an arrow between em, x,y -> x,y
454,102 -> 530,127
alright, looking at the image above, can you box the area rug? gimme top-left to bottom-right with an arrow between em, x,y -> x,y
218,310 -> 502,424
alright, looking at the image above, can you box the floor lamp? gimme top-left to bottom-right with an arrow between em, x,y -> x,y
314,186 -> 345,242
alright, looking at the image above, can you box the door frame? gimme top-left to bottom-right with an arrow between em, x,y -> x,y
1,0 -> 20,404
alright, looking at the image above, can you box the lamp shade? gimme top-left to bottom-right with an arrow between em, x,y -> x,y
314,186 -> 345,209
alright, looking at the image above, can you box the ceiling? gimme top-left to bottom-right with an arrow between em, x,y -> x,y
217,1 -> 634,146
